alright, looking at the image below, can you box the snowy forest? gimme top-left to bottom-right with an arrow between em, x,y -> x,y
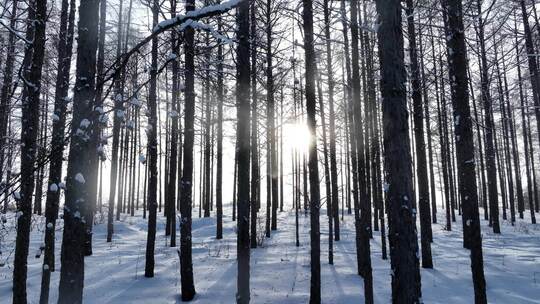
0,0 -> 539,302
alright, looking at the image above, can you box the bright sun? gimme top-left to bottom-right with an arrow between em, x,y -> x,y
284,123 -> 312,154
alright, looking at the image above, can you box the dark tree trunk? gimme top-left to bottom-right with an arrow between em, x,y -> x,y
57,0 -> 100,301
34,88 -> 48,216
406,0 -> 433,268
167,0 -> 179,247
501,54 -> 520,225
232,140 -> 238,222
442,0 -> 488,300
250,0 -> 259,246
437,54 -> 452,231
107,0 -> 125,242
418,27 -> 438,225
40,0 -> 76,301
279,87 -> 284,213
374,0 -> 421,302
350,0 -> 373,301
0,0 -> 18,200
518,3 -> 540,220
13,0 -> 48,301
476,0 -> 500,233
468,66 -> 489,222
323,0 -> 340,243
359,21 -> 373,240
236,0 -> 251,301
203,27 -> 212,218
266,0 -> 278,232
494,42 -> 513,223
317,77 -> 333,264
144,0 -> 159,278
216,5 -> 224,240
340,0 -> 353,219
525,96 -> 538,223
179,0 -> 197,299
301,0 -> 321,301
342,0 -> 362,268
519,0 -> 540,154
514,13 -> 529,220
292,59 -> 300,248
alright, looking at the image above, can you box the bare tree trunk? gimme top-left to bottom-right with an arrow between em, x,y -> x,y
250,0 -> 259,245
494,42 -> 513,223
476,0 -> 500,233
301,0 -> 320,301
57,0 -> 100,300
178,0 -> 197,299
341,0 -> 361,267
144,0 -> 159,278
438,54 -> 452,231
232,141 -> 237,222
279,87 -> 284,213
317,77 -> 332,264
375,0 -> 421,301
503,64 -> 520,224
468,65 -> 489,221
406,0 -> 433,268
418,27 -> 437,225
0,0 -> 18,202
236,0 -> 251,301
323,0 -> 340,242
216,5 -> 224,239
13,0 -> 48,301
442,0 -> 487,300
519,0 -> 540,153
166,0 -> 179,247
40,0 -> 76,301
340,0 -> 353,221
524,95 -> 538,223
107,0 -> 125,242
203,25 -> 212,218
266,0 -> 278,232
34,84 -> 49,216
350,0 -> 373,301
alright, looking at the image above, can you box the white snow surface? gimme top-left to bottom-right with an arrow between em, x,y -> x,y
153,0 -> 240,32
0,205 -> 539,303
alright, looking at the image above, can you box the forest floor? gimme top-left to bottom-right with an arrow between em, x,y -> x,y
1,203 -> 539,303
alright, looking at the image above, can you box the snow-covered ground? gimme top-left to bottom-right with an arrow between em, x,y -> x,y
1,204 -> 539,303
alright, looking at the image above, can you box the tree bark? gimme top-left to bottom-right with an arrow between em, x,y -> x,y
167,0 -> 179,247
301,0 -> 321,301
323,0 -> 340,242
40,0 -> 76,301
519,0 -> 540,154
107,0 -> 125,242
374,0 -> 421,301
406,0 -> 433,268
13,0 -> 48,301
144,0 -> 159,278
350,0 -> 373,301
266,0 -> 278,232
57,0 -> 100,301
216,4 -> 224,240
236,0 -> 251,301
442,0 -> 488,300
0,0 -> 18,202
179,0 -> 197,299
250,0 -> 259,245
476,0 -> 500,233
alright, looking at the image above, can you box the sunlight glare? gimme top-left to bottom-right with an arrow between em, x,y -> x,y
284,122 -> 312,154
